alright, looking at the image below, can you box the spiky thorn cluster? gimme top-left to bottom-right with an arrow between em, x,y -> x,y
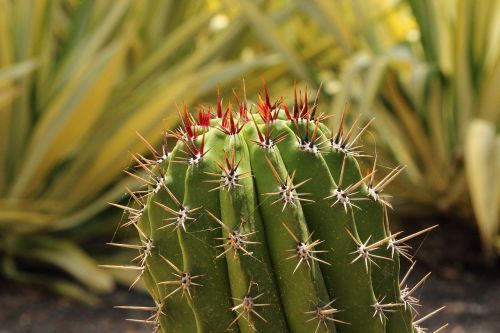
291,114 -> 328,154
366,155 -> 405,209
110,188 -> 147,228
206,210 -> 260,260
115,301 -> 164,333
204,149 -> 251,192
229,280 -> 271,330
345,227 -> 400,272
264,157 -> 313,211
325,156 -> 373,212
371,295 -> 403,323
329,106 -> 373,157
135,131 -> 169,167
155,185 -> 201,232
101,222 -> 151,288
305,299 -> 349,333
282,222 -> 330,274
157,254 -> 203,300
170,105 -> 210,166
282,82 -> 322,123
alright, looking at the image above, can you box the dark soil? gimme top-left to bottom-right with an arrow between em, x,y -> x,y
1,219 -> 498,333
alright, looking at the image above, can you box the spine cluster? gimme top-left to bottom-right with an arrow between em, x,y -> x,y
106,84 -> 446,333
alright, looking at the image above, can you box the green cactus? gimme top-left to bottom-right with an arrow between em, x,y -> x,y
107,85 -> 445,333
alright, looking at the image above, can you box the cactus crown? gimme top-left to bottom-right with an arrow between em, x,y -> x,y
107,84 -> 446,333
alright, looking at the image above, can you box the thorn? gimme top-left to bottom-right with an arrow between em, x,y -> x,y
413,306 -> 446,325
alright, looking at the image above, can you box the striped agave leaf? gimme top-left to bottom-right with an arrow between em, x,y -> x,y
0,0 -> 286,301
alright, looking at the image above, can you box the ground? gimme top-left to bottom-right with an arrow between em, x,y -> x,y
0,219 -> 499,333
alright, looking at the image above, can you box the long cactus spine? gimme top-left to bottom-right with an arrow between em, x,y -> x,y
106,84 -> 446,333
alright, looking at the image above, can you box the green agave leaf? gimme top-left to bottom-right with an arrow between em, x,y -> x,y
234,0 -> 312,83
2,256 -> 99,305
295,0 -> 354,53
47,0 -> 130,100
465,119 -> 499,262
11,40 -> 128,198
5,237 -> 114,294
0,60 -> 38,82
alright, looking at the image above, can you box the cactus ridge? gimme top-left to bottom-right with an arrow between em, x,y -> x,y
107,84 -> 446,333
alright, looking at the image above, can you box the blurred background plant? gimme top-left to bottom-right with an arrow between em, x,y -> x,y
0,0 -> 498,303
0,0 -> 295,303
289,0 -> 500,262
230,0 -> 499,261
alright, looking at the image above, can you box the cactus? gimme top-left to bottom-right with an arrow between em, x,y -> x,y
107,85 -> 446,333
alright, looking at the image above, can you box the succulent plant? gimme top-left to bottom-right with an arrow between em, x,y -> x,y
107,85 -> 446,333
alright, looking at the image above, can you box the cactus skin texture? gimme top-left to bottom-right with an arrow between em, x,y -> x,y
110,85 -> 446,333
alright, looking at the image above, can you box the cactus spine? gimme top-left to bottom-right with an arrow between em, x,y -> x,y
108,84 -> 445,333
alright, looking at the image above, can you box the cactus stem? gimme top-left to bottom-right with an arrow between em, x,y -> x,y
305,298 -> 349,333
157,254 -> 203,300
371,296 -> 403,323
115,86 -> 443,332
282,222 -> 330,274
229,279 -> 271,329
206,210 -> 260,260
